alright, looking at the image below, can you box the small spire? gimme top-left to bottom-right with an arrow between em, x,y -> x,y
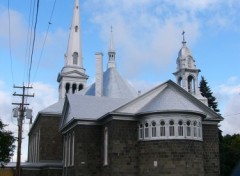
109,26 -> 114,52
182,30 -> 187,46
108,26 -> 116,68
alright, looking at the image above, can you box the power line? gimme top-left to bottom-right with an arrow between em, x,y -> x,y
23,0 -> 35,83
28,0 -> 40,86
33,0 -> 57,82
7,0 -> 15,85
223,113 -> 240,117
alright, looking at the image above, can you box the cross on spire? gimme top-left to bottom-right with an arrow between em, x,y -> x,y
182,30 -> 187,46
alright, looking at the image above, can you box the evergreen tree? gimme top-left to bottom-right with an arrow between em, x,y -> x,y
221,134 -> 240,176
0,119 -> 15,167
199,76 -> 220,112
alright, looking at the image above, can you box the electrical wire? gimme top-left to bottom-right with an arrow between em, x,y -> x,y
23,0 -> 34,83
27,0 -> 40,86
7,0 -> 15,85
33,0 -> 57,82
223,113 -> 240,117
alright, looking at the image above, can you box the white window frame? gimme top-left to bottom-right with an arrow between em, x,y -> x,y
169,120 -> 175,137
151,121 -> 157,138
138,115 -> 202,141
160,120 -> 166,137
104,127 -> 108,166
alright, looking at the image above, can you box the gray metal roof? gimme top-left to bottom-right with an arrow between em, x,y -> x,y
115,80 -> 223,120
139,85 -> 203,113
61,94 -> 131,128
39,98 -> 65,115
78,67 -> 137,99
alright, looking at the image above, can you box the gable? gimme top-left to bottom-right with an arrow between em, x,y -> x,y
115,80 -> 223,121
57,70 -> 88,82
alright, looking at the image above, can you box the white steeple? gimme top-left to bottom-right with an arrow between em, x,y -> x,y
57,0 -> 88,99
65,0 -> 83,68
107,26 -> 116,68
173,31 -> 208,105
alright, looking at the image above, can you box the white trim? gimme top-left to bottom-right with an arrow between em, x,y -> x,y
138,115 -> 202,141
103,127 -> 108,166
202,121 -> 219,125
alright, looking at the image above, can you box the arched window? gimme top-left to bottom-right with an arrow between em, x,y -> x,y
178,120 -> 183,136
78,84 -> 83,91
75,25 -> 78,32
186,121 -> 191,137
178,77 -> 183,87
72,84 -> 77,94
71,132 -> 75,166
73,52 -> 78,65
144,123 -> 149,138
139,124 -> 143,139
193,121 -> 197,137
104,127 -> 108,165
68,133 -> 71,166
64,135 -> 68,167
160,121 -> 165,137
188,75 -> 195,94
198,122 -> 201,138
65,83 -> 70,94
151,121 -> 157,137
169,120 -> 175,137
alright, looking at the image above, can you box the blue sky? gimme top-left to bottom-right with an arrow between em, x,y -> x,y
0,0 -> 240,161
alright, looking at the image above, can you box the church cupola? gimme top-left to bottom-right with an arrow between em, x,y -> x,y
107,26 -> 116,69
57,0 -> 88,99
173,31 -> 207,105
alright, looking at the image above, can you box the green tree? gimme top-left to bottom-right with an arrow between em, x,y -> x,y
199,76 -> 223,173
0,119 -> 15,167
221,134 -> 240,176
199,76 -> 220,113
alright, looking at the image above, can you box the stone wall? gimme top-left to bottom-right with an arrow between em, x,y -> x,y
202,124 -> 220,176
102,120 -> 139,176
29,115 -> 63,162
22,167 -> 62,176
139,140 -> 204,176
63,125 -> 101,176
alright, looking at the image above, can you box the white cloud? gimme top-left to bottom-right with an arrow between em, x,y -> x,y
84,0 -> 200,79
0,80 -> 58,162
215,77 -> 240,135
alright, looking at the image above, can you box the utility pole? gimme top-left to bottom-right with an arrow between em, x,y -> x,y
12,84 -> 34,176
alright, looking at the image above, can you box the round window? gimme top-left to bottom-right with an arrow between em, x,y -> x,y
152,121 -> 156,126
160,121 -> 165,126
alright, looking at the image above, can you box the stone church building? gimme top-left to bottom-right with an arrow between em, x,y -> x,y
22,0 -> 223,175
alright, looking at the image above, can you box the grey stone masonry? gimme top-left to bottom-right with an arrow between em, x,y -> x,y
63,125 -> 101,176
139,140 -> 204,176
202,124 -> 220,176
28,115 -> 63,162
102,120 -> 139,176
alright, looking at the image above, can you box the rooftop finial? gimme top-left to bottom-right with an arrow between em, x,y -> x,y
109,25 -> 114,52
182,30 -> 187,46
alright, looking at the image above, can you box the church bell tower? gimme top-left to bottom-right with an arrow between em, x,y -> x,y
57,0 -> 88,99
173,31 -> 208,105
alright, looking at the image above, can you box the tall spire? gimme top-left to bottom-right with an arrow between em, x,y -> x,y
65,0 -> 83,69
57,0 -> 88,99
108,26 -> 116,68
